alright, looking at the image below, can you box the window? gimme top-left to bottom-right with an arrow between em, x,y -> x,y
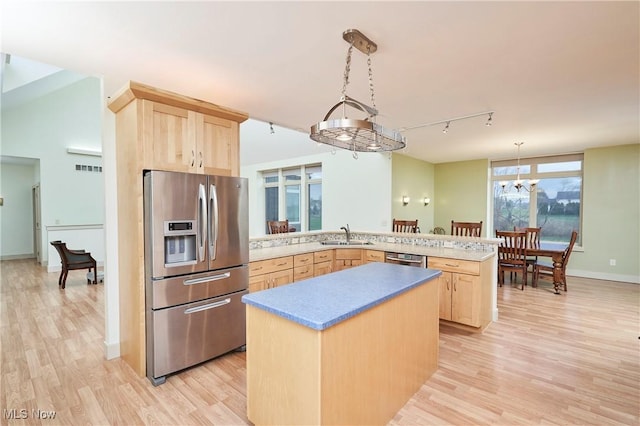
491,154 -> 582,244
262,164 -> 322,233
263,171 -> 279,233
306,165 -> 322,231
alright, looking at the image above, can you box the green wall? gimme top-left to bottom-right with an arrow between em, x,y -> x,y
417,145 -> 639,282
571,144 -> 639,281
391,154 -> 434,233
434,159 -> 489,237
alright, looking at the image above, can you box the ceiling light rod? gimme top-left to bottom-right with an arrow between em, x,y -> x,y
310,29 -> 406,154
342,29 -> 377,54
400,110 -> 495,131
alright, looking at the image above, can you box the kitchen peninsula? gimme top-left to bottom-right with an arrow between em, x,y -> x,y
242,262 -> 441,425
249,230 -> 499,331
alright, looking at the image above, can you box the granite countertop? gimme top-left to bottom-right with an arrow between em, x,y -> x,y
249,241 -> 495,263
241,262 -> 442,331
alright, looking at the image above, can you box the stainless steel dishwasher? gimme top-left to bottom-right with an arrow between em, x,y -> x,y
384,252 -> 426,267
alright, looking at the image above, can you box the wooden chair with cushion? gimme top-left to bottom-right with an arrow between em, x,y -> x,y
267,220 -> 293,234
392,219 -> 419,233
533,230 -> 578,291
451,220 -> 483,237
50,240 -> 98,289
495,230 -> 528,290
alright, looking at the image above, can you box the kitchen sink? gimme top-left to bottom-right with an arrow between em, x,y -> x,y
320,240 -> 373,246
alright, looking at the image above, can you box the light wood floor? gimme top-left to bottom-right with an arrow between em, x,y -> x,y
1,259 -> 638,425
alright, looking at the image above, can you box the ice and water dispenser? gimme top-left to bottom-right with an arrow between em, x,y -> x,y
164,220 -> 197,266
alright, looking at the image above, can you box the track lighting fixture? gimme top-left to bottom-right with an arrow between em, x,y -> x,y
485,112 -> 493,126
402,195 -> 410,206
269,122 -> 275,134
310,29 -> 406,154
401,110 -> 495,133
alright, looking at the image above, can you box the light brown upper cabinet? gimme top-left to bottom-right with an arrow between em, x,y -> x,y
109,81 -> 246,176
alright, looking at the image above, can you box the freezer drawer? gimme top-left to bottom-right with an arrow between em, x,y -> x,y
147,290 -> 247,382
149,265 -> 248,310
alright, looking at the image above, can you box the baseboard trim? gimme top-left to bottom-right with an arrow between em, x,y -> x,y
0,254 -> 36,261
567,269 -> 639,284
104,340 -> 120,360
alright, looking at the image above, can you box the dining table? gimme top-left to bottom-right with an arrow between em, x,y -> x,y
526,241 -> 569,294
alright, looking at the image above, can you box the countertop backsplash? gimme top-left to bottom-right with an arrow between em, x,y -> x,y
249,230 -> 498,253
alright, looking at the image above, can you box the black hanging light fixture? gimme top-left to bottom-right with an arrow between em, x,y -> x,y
310,29 -> 406,156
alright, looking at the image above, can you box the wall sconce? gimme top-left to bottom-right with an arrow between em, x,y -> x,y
402,196 -> 410,206
423,197 -> 431,206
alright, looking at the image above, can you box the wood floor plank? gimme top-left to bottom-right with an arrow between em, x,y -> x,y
1,259 -> 638,425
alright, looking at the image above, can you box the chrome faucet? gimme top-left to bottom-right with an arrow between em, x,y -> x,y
340,224 -> 351,243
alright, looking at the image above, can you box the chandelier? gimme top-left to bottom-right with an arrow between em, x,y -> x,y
500,142 -> 539,193
310,29 -> 406,156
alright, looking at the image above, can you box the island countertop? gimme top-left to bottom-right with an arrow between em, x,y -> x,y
241,262 -> 442,331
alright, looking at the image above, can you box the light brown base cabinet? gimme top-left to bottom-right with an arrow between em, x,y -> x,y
334,248 -> 363,271
248,256 -> 294,292
313,250 -> 334,276
293,253 -> 314,281
428,256 -> 493,330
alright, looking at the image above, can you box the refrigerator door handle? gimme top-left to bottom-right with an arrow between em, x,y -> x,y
183,272 -> 231,286
209,183 -> 219,261
198,183 -> 207,263
183,298 -> 230,314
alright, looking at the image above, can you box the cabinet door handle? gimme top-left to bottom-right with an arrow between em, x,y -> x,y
446,277 -> 450,291
445,263 -> 459,268
199,151 -> 203,168
191,150 -> 195,167
453,276 -> 457,292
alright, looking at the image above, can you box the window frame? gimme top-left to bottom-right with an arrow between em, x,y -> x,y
491,153 -> 583,245
261,163 -> 322,233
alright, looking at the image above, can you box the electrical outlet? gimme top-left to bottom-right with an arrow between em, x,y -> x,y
609,259 -> 616,266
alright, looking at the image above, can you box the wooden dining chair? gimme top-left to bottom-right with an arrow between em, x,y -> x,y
495,230 -> 528,290
451,220 -> 483,237
267,220 -> 292,234
515,226 -> 541,279
533,230 -> 578,291
392,219 -> 419,233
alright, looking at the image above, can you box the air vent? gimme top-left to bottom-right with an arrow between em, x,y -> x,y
75,164 -> 102,172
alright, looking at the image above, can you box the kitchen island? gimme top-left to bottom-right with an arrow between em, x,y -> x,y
242,262 -> 441,425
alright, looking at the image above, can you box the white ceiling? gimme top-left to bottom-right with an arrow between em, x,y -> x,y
1,1 -> 638,165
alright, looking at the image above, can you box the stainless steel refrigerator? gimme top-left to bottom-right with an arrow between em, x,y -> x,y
143,170 -> 249,385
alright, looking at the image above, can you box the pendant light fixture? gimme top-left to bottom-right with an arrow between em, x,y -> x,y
500,142 -> 539,193
310,29 -> 406,155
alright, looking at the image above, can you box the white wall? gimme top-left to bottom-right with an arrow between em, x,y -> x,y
0,162 -> 37,257
1,77 -> 104,264
241,150 -> 392,237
